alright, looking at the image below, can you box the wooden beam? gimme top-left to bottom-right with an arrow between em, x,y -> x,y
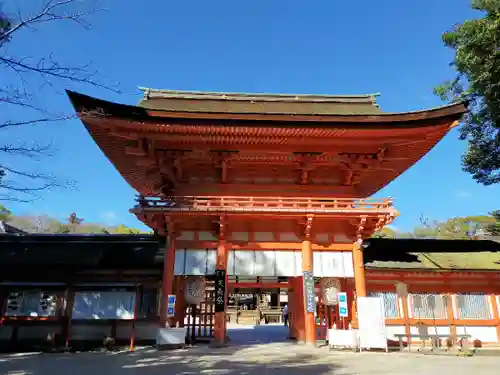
174,240 -> 353,251
228,282 -> 291,289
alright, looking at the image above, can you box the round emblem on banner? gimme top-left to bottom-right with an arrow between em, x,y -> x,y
184,276 -> 206,305
320,278 -> 341,306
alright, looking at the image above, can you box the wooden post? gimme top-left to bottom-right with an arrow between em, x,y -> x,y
214,219 -> 228,346
445,293 -> 457,347
302,238 -> 316,345
352,241 -> 367,298
161,229 -> 176,327
490,295 -> 500,344
288,287 -> 294,338
174,276 -> 185,327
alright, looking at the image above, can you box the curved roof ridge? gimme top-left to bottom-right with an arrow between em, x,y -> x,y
138,87 -> 381,103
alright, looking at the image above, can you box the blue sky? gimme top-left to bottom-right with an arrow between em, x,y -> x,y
3,0 -> 499,232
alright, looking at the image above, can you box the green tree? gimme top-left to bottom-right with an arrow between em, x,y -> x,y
67,212 -> 83,233
115,224 -> 141,234
410,214 -> 496,239
372,226 -> 397,238
486,210 -> 500,235
434,0 -> 500,185
0,204 -> 12,221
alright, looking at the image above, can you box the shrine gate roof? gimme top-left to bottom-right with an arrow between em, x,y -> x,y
66,90 -> 467,197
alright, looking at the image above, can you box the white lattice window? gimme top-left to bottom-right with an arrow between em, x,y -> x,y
368,292 -> 399,318
455,293 -> 492,320
72,291 -> 136,320
409,293 -> 448,319
4,291 -> 57,317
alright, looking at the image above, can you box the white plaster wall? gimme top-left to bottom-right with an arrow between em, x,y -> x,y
177,231 -> 194,240
253,232 -> 275,241
385,325 -> 406,340
281,232 -> 300,242
198,231 -> 217,241
456,326 -> 498,343
229,232 -> 249,241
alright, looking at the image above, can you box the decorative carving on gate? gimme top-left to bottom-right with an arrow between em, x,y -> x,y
320,278 -> 341,306
184,276 -> 206,305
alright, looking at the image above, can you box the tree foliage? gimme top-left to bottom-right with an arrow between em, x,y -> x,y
486,210 -> 500,235
2,205 -> 150,234
0,0 -> 115,202
372,212 -> 499,239
434,0 -> 500,185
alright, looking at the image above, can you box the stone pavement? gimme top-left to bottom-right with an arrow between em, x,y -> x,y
0,342 -> 499,375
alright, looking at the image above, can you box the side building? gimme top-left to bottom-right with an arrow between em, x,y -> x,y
0,233 -> 499,349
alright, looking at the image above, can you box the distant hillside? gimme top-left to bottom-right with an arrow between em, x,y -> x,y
1,205 -> 151,234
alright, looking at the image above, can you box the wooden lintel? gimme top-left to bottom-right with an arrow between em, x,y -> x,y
175,240 -> 352,251
229,282 -> 291,289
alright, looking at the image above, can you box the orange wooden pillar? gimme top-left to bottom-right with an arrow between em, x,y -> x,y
292,276 -> 306,341
352,241 -> 366,297
161,231 -> 176,327
174,276 -> 186,327
214,235 -> 228,345
351,241 -> 366,329
302,239 -> 316,345
288,287 -> 295,339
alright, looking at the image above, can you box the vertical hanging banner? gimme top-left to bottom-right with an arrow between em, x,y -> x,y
303,270 -> 316,313
337,292 -> 348,318
167,294 -> 176,317
214,269 -> 226,313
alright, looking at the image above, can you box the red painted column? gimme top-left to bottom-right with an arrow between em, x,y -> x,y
161,231 -> 176,327
174,276 -> 185,327
302,239 -> 316,345
214,237 -> 228,345
293,275 -> 306,341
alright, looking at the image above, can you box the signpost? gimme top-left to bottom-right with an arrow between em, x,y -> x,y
214,269 -> 226,313
303,271 -> 316,313
167,294 -> 176,317
338,292 -> 348,318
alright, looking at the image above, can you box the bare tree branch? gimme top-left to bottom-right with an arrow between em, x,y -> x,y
0,0 -> 118,202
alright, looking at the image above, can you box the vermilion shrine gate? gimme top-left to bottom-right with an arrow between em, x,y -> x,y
68,89 -> 467,345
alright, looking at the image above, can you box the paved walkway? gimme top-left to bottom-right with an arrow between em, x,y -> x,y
227,323 -> 290,345
0,343 -> 499,375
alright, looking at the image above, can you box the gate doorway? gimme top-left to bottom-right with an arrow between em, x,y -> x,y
226,277 -> 291,345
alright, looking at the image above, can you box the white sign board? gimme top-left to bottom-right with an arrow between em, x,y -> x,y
166,294 -> 176,317
337,292 -> 349,317
357,296 -> 388,352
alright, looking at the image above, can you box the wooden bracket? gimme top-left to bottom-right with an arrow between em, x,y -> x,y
216,215 -> 228,240
374,216 -> 387,232
356,216 -> 367,241
304,215 -> 314,240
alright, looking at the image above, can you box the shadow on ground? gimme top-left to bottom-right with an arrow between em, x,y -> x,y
0,343 -> 343,375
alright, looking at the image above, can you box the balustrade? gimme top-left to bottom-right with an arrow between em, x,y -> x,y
133,195 -> 394,214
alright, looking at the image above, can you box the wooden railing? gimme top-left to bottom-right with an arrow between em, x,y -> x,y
133,195 -> 395,214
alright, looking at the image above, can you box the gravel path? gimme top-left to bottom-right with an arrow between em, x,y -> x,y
0,343 -> 499,375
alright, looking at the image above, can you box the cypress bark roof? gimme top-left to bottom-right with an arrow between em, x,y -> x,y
138,87 -> 383,115
363,238 -> 500,271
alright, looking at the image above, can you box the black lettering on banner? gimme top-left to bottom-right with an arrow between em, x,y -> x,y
214,269 -> 226,313
303,270 -> 316,313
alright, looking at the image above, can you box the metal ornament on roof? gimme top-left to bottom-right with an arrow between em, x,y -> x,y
184,276 -> 206,305
320,278 -> 341,306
